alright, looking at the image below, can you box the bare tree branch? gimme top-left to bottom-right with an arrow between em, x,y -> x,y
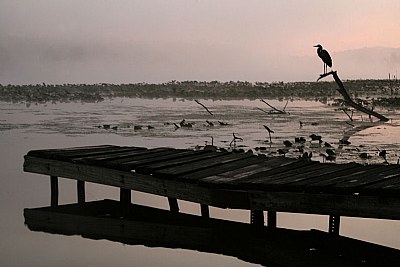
260,99 -> 287,114
318,71 -> 389,122
195,100 -> 213,116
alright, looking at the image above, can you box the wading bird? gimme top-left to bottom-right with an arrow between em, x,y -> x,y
314,44 -> 332,74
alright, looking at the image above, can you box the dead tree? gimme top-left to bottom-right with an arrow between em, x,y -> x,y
318,71 -> 388,122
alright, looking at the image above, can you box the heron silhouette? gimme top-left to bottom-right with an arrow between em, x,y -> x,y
314,44 -> 332,74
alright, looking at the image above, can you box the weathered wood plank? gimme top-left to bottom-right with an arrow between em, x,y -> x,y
27,145 -> 122,157
104,148 -> 191,167
268,164 -> 358,184
27,145 -> 115,154
360,175 -> 400,195
332,166 -> 400,189
180,156 -> 266,182
113,150 -> 205,169
240,163 -> 362,192
98,147 -> 183,166
287,164 -> 371,188
200,157 -> 298,186
304,166 -> 399,194
29,146 -> 145,161
222,160 -> 318,188
152,153 -> 254,179
241,162 -> 331,187
71,147 -> 151,163
127,150 -> 220,173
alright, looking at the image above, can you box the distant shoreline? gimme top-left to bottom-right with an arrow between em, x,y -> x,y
1,79 -> 399,106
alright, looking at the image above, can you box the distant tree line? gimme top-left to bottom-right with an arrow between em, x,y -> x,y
0,79 -> 399,105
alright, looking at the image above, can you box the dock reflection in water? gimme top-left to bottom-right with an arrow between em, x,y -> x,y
24,200 -> 400,267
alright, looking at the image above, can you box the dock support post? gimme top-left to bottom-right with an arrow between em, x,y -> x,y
168,197 -> 179,212
77,180 -> 85,204
250,210 -> 264,226
120,188 -> 131,204
120,189 -> 131,217
267,211 -> 277,229
201,204 -> 210,218
50,176 -> 58,207
329,215 -> 341,235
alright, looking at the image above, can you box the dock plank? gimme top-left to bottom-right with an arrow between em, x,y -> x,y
27,145 -> 115,154
152,153 -> 255,179
226,160 -> 317,188
28,146 -> 145,161
136,151 -> 231,176
332,165 -> 400,189
244,163 -> 361,191
74,147 -> 178,165
305,165 -> 398,193
179,156 -> 267,182
102,148 -> 188,166
118,151 -> 214,174
288,164 -> 377,188
271,163 -> 360,186
200,158 -> 300,186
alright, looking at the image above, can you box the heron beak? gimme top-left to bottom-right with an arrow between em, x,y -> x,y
313,45 -> 319,47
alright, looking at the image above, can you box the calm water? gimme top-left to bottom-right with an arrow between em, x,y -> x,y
1,97 -> 400,266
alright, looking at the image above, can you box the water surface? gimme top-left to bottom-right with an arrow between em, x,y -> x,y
1,98 -> 400,266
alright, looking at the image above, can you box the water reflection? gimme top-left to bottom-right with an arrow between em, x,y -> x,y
24,200 -> 400,267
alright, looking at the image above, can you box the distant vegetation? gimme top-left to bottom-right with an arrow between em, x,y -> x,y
1,79 -> 399,106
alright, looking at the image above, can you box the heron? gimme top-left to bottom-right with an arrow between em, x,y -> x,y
314,44 -> 332,74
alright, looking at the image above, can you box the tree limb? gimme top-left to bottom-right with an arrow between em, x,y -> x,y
318,71 -> 389,122
195,100 -> 213,116
260,99 -> 287,114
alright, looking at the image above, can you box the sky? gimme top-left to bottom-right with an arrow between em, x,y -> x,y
1,0 -> 400,84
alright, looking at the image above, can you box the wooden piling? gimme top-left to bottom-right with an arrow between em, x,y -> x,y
201,204 -> 210,218
267,211 -> 277,229
77,180 -> 85,204
250,210 -> 264,226
329,215 -> 341,235
168,197 -> 179,212
50,176 -> 58,207
120,188 -> 131,204
120,188 -> 131,217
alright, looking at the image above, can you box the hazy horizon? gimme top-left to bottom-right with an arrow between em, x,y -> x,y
1,1 -> 400,85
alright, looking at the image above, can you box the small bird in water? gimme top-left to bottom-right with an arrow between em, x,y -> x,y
309,134 -> 322,142
314,44 -> 332,74
283,140 -> 293,147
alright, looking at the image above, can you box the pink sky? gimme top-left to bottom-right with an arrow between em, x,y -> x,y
1,0 -> 399,84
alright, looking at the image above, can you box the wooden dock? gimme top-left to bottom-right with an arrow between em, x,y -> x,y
23,145 -> 400,233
